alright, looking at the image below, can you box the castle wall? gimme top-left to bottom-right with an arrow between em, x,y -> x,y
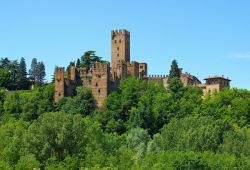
54,67 -> 65,102
116,61 -> 127,79
139,63 -> 148,78
68,65 -> 76,81
77,68 -> 92,88
127,61 -> 139,77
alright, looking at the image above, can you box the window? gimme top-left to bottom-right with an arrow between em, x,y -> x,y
117,47 -> 119,51
96,82 -> 98,87
117,53 -> 119,57
98,89 -> 101,93
140,66 -> 143,69
114,40 -> 117,43
119,39 -> 122,43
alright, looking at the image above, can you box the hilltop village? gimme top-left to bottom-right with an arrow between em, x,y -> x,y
54,29 -> 231,107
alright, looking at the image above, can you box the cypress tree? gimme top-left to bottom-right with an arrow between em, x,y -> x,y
17,57 -> 28,89
76,58 -> 81,68
29,58 -> 37,81
169,59 -> 181,80
36,62 -> 46,84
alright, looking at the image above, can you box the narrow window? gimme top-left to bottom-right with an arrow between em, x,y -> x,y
119,39 -> 122,43
98,89 -> 101,93
96,82 -> 98,87
117,47 -> 119,51
117,53 -> 119,57
114,40 -> 117,43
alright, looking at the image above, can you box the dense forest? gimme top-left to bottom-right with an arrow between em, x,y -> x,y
0,57 -> 250,169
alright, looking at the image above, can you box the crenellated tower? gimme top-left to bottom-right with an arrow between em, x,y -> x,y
111,29 -> 130,76
54,67 -> 65,102
91,62 -> 111,108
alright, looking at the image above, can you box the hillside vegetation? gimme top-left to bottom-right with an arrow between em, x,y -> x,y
1,58 -> 250,169
0,77 -> 250,169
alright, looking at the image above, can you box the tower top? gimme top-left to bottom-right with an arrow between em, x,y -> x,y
111,29 -> 130,36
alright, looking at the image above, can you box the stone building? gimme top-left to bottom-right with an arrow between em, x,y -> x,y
202,76 -> 231,94
54,29 -> 231,107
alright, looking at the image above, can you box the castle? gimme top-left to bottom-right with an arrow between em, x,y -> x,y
54,29 -> 231,107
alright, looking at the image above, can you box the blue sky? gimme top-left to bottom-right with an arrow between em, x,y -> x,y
0,0 -> 250,89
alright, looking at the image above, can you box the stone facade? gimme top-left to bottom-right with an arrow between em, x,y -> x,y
54,29 -> 231,107
202,76 -> 231,94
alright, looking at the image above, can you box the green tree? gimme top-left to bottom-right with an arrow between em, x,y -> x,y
148,116 -> 229,152
29,58 -> 37,81
59,87 -> 95,116
81,51 -> 103,70
23,112 -> 86,164
0,68 -> 11,89
168,59 -> 181,80
17,57 -> 28,90
36,62 -> 46,85
76,58 -> 81,68
15,155 -> 40,170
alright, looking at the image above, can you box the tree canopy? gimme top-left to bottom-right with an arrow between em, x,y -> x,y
0,57 -> 249,169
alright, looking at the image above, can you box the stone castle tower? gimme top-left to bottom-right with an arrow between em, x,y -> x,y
111,30 -> 130,76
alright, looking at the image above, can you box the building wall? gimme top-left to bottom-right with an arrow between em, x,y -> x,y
203,84 -> 220,94
139,63 -> 148,78
127,61 -> 139,77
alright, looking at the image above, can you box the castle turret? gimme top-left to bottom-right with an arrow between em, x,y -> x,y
111,29 -> 130,77
91,62 -> 111,108
54,67 -> 65,102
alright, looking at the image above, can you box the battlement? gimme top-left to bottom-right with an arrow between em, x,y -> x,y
93,62 -> 110,70
148,75 -> 167,78
112,29 -> 130,36
55,67 -> 65,72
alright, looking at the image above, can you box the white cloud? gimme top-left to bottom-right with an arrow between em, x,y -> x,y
233,52 -> 250,59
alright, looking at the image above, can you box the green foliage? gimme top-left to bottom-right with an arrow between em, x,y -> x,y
80,51 -> 104,70
199,88 -> 250,126
168,59 -> 181,79
2,84 -> 55,120
15,154 -> 40,170
220,126 -> 250,157
148,116 -> 229,152
0,68 -> 12,88
16,57 -> 28,90
0,119 -> 29,166
0,71 -> 249,169
23,112 -> 85,165
57,87 -> 95,116
167,77 -> 183,94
